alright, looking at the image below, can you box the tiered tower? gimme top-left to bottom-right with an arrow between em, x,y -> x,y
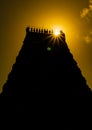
0,27 -> 92,129
1,27 -> 92,102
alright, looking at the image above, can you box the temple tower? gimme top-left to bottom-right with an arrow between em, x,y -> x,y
1,27 -> 91,101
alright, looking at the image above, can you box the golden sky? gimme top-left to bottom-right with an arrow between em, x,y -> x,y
0,0 -> 92,92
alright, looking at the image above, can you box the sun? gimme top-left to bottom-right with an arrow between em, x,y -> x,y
48,25 -> 66,44
53,29 -> 60,36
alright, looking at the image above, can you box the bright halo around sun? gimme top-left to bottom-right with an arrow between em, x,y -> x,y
54,29 -> 60,36
48,25 -> 65,44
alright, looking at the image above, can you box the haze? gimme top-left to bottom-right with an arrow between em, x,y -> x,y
0,0 -> 92,92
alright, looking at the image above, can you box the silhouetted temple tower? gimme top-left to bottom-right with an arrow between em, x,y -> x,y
1,26 -> 92,130
1,27 -> 92,101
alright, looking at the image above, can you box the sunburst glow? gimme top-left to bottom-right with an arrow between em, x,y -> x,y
54,29 -> 60,36
46,26 -> 65,45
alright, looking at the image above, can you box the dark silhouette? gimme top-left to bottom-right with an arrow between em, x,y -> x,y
0,27 -> 92,129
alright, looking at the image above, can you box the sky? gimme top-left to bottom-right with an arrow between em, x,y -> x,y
0,0 -> 92,92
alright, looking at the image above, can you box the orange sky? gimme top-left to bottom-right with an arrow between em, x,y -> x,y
0,0 -> 92,92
